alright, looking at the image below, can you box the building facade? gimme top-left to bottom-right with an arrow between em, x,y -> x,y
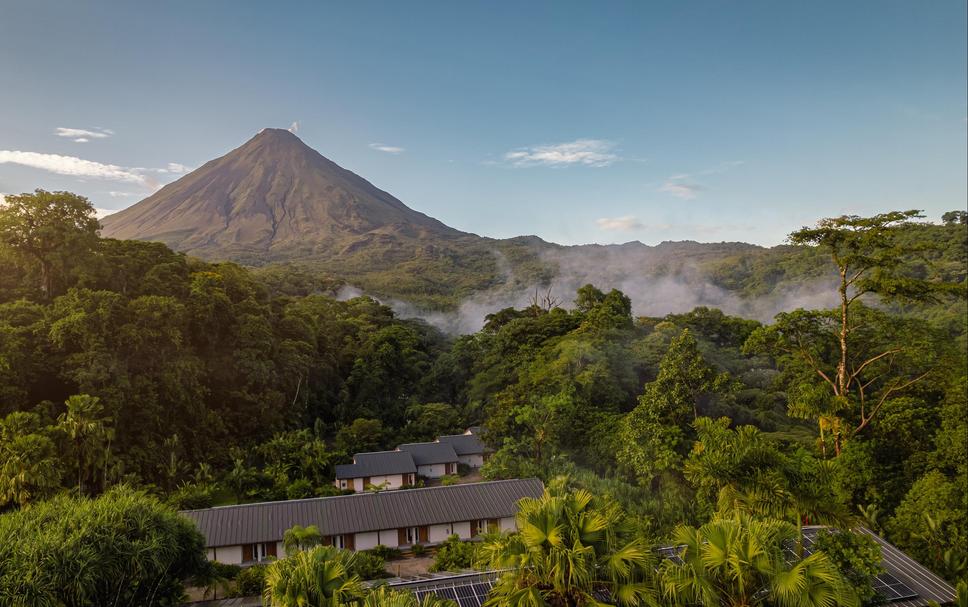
181,478 -> 543,566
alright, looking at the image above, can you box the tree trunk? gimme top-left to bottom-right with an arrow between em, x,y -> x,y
837,267 -> 849,399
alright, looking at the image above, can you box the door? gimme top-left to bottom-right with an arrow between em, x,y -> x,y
344,534 -> 355,550
470,520 -> 478,537
418,526 -> 429,543
242,544 -> 254,562
398,528 -> 408,546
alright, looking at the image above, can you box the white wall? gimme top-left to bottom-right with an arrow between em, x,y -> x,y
429,523 -> 455,543
355,531 -> 381,551
211,545 -> 243,565
334,474 -> 407,493
418,463 -> 449,478
367,474 -> 407,490
276,541 -> 287,559
376,529 -> 400,548
500,517 -> 516,532
457,454 -> 484,468
451,521 -> 471,540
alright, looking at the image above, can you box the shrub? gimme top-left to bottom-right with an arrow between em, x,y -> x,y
440,474 -> 460,486
286,478 -> 314,499
212,561 -> 242,580
166,481 -> 215,509
412,544 -> 427,557
352,551 -> 390,580
231,564 -> 267,596
369,544 -> 403,561
0,485 -> 207,605
457,463 -> 471,476
812,529 -> 884,605
429,534 -> 475,572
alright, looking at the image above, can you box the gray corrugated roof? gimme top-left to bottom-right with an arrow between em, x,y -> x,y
181,478 -> 543,548
335,450 -> 417,479
397,442 -> 459,466
437,434 -> 486,456
856,527 -> 957,607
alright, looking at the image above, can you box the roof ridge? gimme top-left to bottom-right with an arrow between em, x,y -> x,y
178,478 -> 542,513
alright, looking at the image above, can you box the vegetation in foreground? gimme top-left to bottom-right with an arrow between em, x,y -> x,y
0,191 -> 965,604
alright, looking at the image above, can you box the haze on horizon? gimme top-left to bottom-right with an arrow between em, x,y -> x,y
1,1 -> 965,247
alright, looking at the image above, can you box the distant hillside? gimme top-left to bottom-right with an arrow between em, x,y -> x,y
99,129 -> 964,322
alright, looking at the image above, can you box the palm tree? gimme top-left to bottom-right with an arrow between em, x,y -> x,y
476,485 -> 660,606
284,524 -> 324,554
263,545 -> 364,606
57,394 -> 112,496
0,434 -> 62,507
660,515 -> 857,607
362,586 -> 457,606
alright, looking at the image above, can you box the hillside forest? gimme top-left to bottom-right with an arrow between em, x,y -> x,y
0,191 -> 965,604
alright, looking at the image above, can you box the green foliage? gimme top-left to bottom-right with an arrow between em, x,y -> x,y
368,544 -> 403,561
167,481 -> 216,510
0,485 -> 206,605
231,563 -> 267,596
812,529 -> 884,605
263,545 -> 364,606
362,586 -> 458,606
429,535 -> 476,573
478,486 -> 660,606
335,418 -> 386,454
351,550 -> 390,580
661,515 -> 858,607
284,524 -> 324,554
440,474 -> 460,486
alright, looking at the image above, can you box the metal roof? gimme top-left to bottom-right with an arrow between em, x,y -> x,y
397,442 -> 460,466
181,478 -> 543,548
436,434 -> 487,456
334,450 -> 417,479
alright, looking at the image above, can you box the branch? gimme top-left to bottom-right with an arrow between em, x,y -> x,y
849,349 -> 902,383
852,371 -> 931,436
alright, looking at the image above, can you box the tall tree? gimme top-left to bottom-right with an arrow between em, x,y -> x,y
57,394 -> 112,496
746,211 -> 956,454
0,190 -> 99,298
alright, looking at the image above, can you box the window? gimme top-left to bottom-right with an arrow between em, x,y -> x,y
406,526 -> 419,544
243,542 -> 277,562
339,479 -> 348,489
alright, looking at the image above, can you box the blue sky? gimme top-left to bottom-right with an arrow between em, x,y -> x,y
1,1 -> 965,246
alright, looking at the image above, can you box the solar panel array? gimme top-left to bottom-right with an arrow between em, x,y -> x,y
781,531 -> 918,603
412,579 -> 495,607
384,572 -> 498,607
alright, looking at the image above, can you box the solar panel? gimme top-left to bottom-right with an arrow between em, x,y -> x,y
390,572 -> 496,607
872,573 -> 919,602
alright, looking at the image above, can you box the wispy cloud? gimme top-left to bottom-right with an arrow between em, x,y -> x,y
596,216 -> 644,231
0,150 -> 190,189
288,121 -> 300,133
504,139 -> 619,167
55,127 -> 113,143
369,143 -> 405,154
659,180 -> 703,200
108,191 -> 136,198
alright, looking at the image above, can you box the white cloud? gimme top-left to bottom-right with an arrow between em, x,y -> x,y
596,216 -> 644,231
108,191 -> 136,198
504,139 -> 619,167
93,208 -> 115,219
55,127 -> 113,143
288,121 -> 300,133
369,143 -> 405,154
659,180 -> 703,200
0,150 -> 149,185
0,150 -> 192,189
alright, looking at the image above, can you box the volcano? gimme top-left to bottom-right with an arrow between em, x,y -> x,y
99,128 -> 470,262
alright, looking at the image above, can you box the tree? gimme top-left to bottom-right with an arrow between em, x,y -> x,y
0,432 -> 63,508
747,211 -> 956,454
619,330 -> 731,485
660,515 -> 858,607
284,524 -> 324,554
810,529 -> 884,605
335,418 -> 385,455
57,394 -> 113,496
0,190 -> 100,298
0,485 -> 207,605
429,534 -> 476,573
263,545 -> 364,607
477,486 -> 660,606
